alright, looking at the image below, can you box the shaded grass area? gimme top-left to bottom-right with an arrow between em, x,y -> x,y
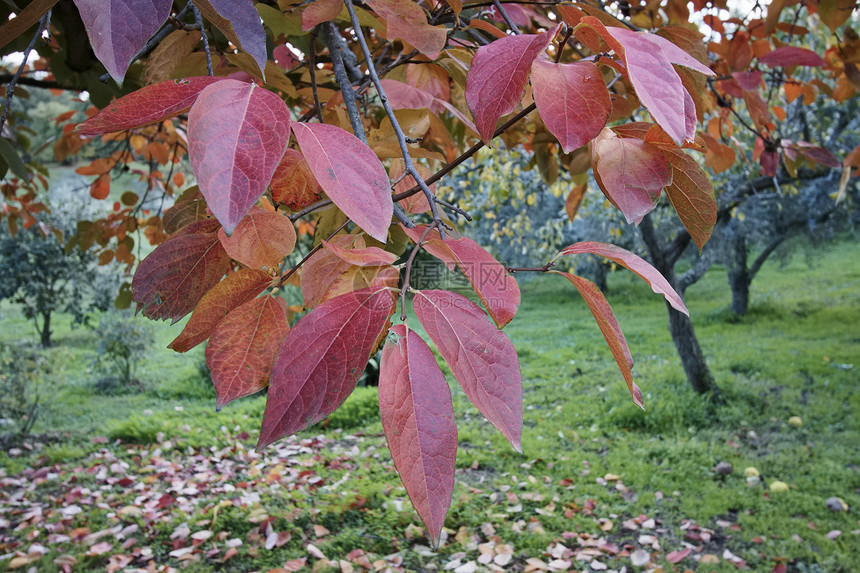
1,241 -> 859,572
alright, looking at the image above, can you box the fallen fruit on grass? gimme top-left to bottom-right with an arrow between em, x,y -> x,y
769,480 -> 789,493
826,497 -> 848,511
746,476 -> 761,486
744,466 -> 760,477
715,461 -> 733,476
788,416 -> 803,427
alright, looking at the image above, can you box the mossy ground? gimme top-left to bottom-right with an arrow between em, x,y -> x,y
1,240 -> 858,572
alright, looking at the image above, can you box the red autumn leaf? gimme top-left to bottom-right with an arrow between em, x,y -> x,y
580,17 -> 713,145
590,127 -> 672,224
188,79 -> 290,234
758,46 -> 826,68
465,25 -> 559,142
273,44 -> 298,70
760,149 -> 780,176
258,286 -> 395,448
217,207 -> 297,270
555,241 -> 689,314
792,142 -> 840,168
321,240 -> 398,267
207,295 -> 290,409
530,56 -> 611,153
132,220 -> 232,321
302,0 -> 342,31
380,79 -> 436,110
270,149 -> 323,212
661,148 -> 717,250
72,0 -> 172,82
413,289 -> 522,451
292,122 -> 394,243
194,0 -> 267,76
666,548 -> 692,564
379,324 -> 457,546
77,77 -> 223,135
367,0 -> 448,59
733,71 -> 763,91
404,225 -> 520,328
390,159 -> 432,214
552,272 -> 643,409
169,268 -> 273,352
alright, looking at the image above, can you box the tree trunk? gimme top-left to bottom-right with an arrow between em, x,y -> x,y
639,215 -> 719,395
39,311 -> 52,348
724,221 -> 751,316
666,302 -> 718,394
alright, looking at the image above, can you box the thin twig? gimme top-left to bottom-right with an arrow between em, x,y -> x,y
344,0 -> 443,237
399,221 -> 438,320
492,0 -> 520,33
1,11 -> 50,134
190,2 -> 214,76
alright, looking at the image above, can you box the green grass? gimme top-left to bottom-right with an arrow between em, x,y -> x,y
1,240 -> 859,572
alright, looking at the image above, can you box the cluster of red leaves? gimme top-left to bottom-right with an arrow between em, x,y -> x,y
3,0 -> 859,546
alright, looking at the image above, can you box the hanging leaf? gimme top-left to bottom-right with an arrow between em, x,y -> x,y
554,241 -> 688,314
207,296 -> 290,410
72,0 -> 173,83
132,220 -> 232,321
661,148 -> 717,250
194,0 -> 268,76
404,225 -> 520,328
169,269 -> 273,353
758,46 -> 827,68
413,289 -> 522,452
530,56 -> 611,153
258,286 -> 396,448
552,272 -> 643,409
379,325 -> 457,547
292,122 -> 394,243
77,77 -> 223,135
590,127 -> 672,224
217,207 -> 297,270
464,25 -> 559,142
188,79 -> 291,234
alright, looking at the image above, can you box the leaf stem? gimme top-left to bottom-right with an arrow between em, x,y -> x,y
399,221 -> 438,320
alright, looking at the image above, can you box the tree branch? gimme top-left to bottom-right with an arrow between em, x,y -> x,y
344,0 -> 443,236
